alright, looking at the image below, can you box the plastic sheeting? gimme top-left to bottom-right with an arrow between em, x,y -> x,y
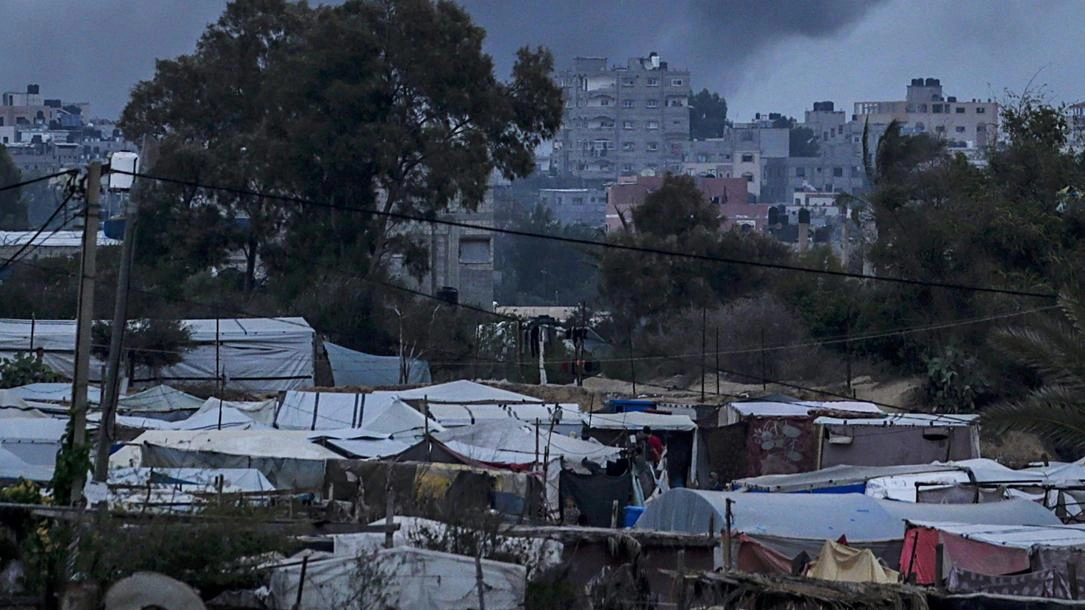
265,546 -> 526,610
722,400 -> 882,425
0,446 -> 54,482
426,402 -> 581,429
132,429 -> 341,489
117,385 -> 205,413
107,467 -> 275,493
7,382 -> 101,404
805,539 -> 900,583
736,463 -> 965,493
582,411 -> 696,431
324,341 -> 431,386
635,489 -> 1060,541
431,420 -> 620,466
0,317 -> 316,393
393,380 -> 539,403
276,391 -> 433,433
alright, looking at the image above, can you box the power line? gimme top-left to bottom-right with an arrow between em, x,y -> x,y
0,190 -> 80,275
113,169 -> 1059,300
0,169 -> 78,194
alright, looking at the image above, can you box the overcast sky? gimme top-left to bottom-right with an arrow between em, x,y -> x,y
3,0 -> 1081,121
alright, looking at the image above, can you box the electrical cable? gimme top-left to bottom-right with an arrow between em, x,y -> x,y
0,169 -> 78,194
111,169 -> 1059,300
0,188 -> 79,274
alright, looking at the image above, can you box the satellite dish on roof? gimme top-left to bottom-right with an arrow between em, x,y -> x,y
105,572 -> 205,610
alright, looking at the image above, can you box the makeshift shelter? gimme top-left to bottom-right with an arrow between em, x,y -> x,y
805,539 -> 900,584
265,545 -> 526,610
393,380 -> 539,403
0,446 -> 53,483
6,382 -> 101,404
116,385 -> 205,419
107,466 -> 275,493
815,414 -> 980,468
582,411 -> 699,487
325,460 -> 546,522
735,463 -> 967,494
901,522 -> 1085,597
323,341 -> 431,386
635,489 -> 1060,541
275,391 -> 433,433
129,429 -> 341,489
0,417 -> 75,466
0,317 -> 316,392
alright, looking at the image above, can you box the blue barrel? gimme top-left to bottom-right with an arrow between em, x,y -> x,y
622,505 -> 645,528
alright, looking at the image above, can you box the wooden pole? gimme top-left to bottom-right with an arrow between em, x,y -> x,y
723,498 -> 734,571
384,487 -> 395,549
715,327 -> 719,396
676,549 -> 688,610
292,555 -> 309,610
475,548 -> 487,610
67,161 -> 102,505
700,307 -> 706,402
759,327 -> 767,391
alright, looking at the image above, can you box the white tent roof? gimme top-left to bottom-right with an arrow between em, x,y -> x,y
194,397 -> 278,425
635,489 -> 1060,541
425,402 -> 581,428
7,382 -> 101,404
907,522 -> 1085,550
107,467 -> 275,493
276,391 -> 434,434
582,411 -> 696,431
130,429 -> 342,460
266,545 -> 525,610
430,419 -> 620,465
724,400 -> 883,425
117,385 -> 206,413
394,380 -> 540,403
815,413 -> 979,427
0,417 -> 71,441
0,446 -> 54,482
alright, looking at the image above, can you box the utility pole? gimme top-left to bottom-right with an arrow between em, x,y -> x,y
701,307 -> 706,402
537,322 -> 547,385
68,161 -> 102,504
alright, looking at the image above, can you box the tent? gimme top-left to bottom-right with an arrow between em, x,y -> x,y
6,382 -> 101,404
265,545 -> 525,610
735,463 -> 968,494
117,385 -> 206,416
815,414 -> 981,468
0,418 -> 77,467
635,489 -> 1060,541
310,429 -> 417,460
324,341 -> 431,386
720,399 -> 883,426
275,391 -> 434,434
130,429 -> 342,489
425,402 -> 581,431
393,380 -> 540,403
107,467 -> 275,493
581,411 -> 696,431
419,419 -> 620,467
0,317 -> 316,392
0,446 -> 54,482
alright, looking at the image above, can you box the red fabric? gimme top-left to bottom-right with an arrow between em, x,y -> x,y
941,532 -> 1030,576
647,435 -> 664,462
836,535 -> 849,546
736,534 -> 793,575
900,527 -> 940,585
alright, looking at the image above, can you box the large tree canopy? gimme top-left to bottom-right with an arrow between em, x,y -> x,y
120,0 -> 563,296
688,89 -> 728,139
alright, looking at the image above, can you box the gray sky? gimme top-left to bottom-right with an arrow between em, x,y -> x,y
3,0 -> 1081,121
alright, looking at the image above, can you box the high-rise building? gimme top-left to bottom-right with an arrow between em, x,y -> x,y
553,53 -> 691,179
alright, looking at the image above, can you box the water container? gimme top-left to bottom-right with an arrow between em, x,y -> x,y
622,505 -> 645,528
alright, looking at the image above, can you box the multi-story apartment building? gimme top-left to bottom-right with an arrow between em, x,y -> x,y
853,78 -> 998,149
537,187 -> 607,228
553,53 -> 691,179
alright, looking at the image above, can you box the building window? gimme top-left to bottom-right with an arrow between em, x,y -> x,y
572,197 -> 584,205
955,126 -> 966,133
935,125 -> 945,133
622,78 -> 635,87
647,120 -> 659,129
623,164 -> 633,172
646,99 -> 659,109
976,107 -> 986,114
622,142 -> 634,151
668,98 -> 683,107
743,173 -> 753,182
956,107 -> 965,114
459,238 -> 490,263
670,78 -> 684,86
741,153 -> 754,163
795,167 -> 805,177
599,98 -> 610,106
647,142 -> 658,152
623,120 -> 634,129
833,167 -> 843,177
623,99 -> 634,108
646,78 -> 659,87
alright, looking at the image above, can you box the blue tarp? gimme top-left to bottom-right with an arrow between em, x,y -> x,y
324,342 -> 431,387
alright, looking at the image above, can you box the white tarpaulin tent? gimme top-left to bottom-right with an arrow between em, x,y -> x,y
107,467 -> 275,493
323,341 -> 431,386
721,400 -> 883,426
276,391 -> 433,434
0,317 -> 316,393
635,489 -> 1060,541
582,411 -> 696,431
425,402 -> 582,429
0,446 -> 53,482
0,418 -> 78,467
130,429 -> 341,489
7,382 -> 101,404
393,380 -> 540,403
265,546 -> 526,610
429,419 -> 620,466
117,385 -> 206,414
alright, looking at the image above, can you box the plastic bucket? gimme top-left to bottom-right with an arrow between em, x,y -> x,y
622,505 -> 645,528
